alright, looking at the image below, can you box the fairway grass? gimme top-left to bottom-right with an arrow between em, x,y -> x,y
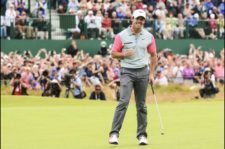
1,96 -> 224,149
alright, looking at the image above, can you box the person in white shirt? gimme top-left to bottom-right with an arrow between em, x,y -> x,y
1,15 -> 7,38
84,10 -> 99,39
5,4 -> 16,39
95,10 -> 103,39
155,70 -> 168,86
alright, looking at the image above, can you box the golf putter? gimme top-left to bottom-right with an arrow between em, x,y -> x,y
150,81 -> 165,135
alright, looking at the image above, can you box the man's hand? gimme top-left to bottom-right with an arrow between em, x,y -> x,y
149,73 -> 154,85
123,49 -> 134,58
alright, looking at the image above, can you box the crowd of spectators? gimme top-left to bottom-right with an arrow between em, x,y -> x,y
1,41 -> 224,99
1,0 -> 49,39
1,0 -> 224,40
56,0 -> 224,39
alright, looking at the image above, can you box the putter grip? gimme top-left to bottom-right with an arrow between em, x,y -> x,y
150,81 -> 155,94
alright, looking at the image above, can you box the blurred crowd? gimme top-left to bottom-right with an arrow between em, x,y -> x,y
1,40 -> 224,99
0,0 -> 224,40
1,0 -> 49,39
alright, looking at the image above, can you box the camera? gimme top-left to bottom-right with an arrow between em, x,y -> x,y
90,19 -> 95,23
63,69 -> 76,87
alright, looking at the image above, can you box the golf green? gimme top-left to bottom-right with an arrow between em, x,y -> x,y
1,96 -> 224,149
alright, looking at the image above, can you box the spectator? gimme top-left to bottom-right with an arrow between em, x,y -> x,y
66,40 -> 79,57
1,0 -> 7,15
72,70 -> 86,99
5,4 -> 16,39
155,1 -> 167,19
87,0 -> 94,10
155,15 -> 166,39
89,84 -> 106,100
214,60 -> 224,84
107,59 -> 120,100
32,10 -> 48,39
14,0 -> 27,15
67,0 -> 79,13
116,6 -> 126,19
101,12 -> 113,39
165,12 -> 178,39
134,0 -> 144,9
0,15 -> 7,38
154,70 -> 168,86
176,13 -> 185,38
15,11 -> 35,39
91,55 -> 105,85
209,13 -> 217,39
57,4 -> 67,13
111,11 -> 121,35
106,4 -> 115,18
204,0 -> 214,15
83,61 -> 96,86
217,13 -> 224,38
57,0 -> 69,13
39,69 -> 51,96
10,73 -> 28,95
97,41 -> 108,57
103,0 -> 110,11
199,69 -> 219,98
193,64 -> 202,83
50,71 -> 62,97
95,0 -> 103,12
186,12 -> 198,27
20,66 -> 34,94
84,10 -> 99,39
220,48 -> 224,61
182,61 -> 195,80
35,0 -> 47,16
79,0 -> 87,14
188,13 -> 206,38
172,60 -> 184,84
218,0 -> 224,15
95,10 -> 103,39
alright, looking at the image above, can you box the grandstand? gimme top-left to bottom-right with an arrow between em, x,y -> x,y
1,0 -> 224,40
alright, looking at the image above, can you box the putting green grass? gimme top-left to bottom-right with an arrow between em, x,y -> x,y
1,95 -> 224,149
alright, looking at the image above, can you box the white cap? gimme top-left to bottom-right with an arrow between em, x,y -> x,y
132,9 -> 146,19
9,4 -> 14,8
88,10 -> 93,14
210,13 -> 215,19
193,13 -> 199,18
100,41 -> 107,47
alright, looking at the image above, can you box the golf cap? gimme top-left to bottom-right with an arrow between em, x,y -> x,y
100,41 -> 107,47
88,10 -> 93,15
132,9 -> 146,19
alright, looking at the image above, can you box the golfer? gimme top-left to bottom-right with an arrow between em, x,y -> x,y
108,9 -> 157,145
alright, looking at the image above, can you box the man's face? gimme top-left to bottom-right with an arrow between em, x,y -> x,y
95,86 -> 101,92
132,17 -> 145,29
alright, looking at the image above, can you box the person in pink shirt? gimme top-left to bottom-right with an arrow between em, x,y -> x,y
20,66 -> 34,94
214,61 -> 224,83
182,61 -> 194,80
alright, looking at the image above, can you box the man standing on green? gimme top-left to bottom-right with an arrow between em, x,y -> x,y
108,9 -> 158,145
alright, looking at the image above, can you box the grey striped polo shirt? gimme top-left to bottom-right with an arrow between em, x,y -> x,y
118,27 -> 155,68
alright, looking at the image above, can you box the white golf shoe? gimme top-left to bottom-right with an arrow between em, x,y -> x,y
109,133 -> 118,145
138,135 -> 148,145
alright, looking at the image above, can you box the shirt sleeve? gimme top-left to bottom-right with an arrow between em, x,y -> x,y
147,36 -> 157,54
112,34 -> 123,52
